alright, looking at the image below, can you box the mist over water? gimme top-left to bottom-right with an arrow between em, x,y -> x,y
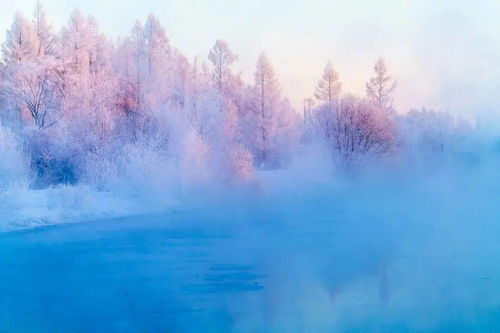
2,145 -> 500,332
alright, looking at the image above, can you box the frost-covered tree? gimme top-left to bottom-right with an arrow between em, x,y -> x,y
59,11 -> 118,156
245,53 -> 296,167
208,39 -> 237,96
303,97 -> 315,123
114,21 -> 145,117
249,53 -> 280,164
398,108 -> 473,157
60,11 -> 115,106
315,61 -> 341,103
138,15 -> 173,112
2,59 -> 62,128
130,20 -> 146,74
206,40 -> 243,137
87,16 -> 113,74
32,1 -> 55,57
143,14 -> 170,77
1,10 -> 61,128
59,11 -> 112,76
310,96 -> 394,166
1,12 -> 38,64
366,57 -> 396,110
171,50 -> 190,108
60,10 -> 91,74
2,4 -> 468,188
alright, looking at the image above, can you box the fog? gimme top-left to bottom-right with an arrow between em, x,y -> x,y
2,141 -> 500,331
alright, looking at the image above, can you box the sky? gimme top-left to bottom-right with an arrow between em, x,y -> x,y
1,0 -> 499,119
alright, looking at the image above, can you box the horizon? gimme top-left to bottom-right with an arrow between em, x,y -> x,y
1,0 -> 499,120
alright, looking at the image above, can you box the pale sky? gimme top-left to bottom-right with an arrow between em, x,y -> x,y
1,0 -> 499,118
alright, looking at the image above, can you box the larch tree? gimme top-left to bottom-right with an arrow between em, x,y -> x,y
311,61 -> 341,143
314,61 -> 341,104
32,1 -> 55,57
171,50 -> 190,108
302,97 -> 315,127
115,21 -> 146,116
131,20 -> 146,76
143,14 -> 171,77
60,10 -> 91,75
113,18 -> 168,139
247,52 -> 289,167
208,39 -> 237,96
59,12 -> 118,154
187,56 -> 203,117
87,16 -> 113,74
1,11 -> 61,128
1,12 -> 38,64
141,14 -> 173,111
366,57 -> 396,110
207,40 -> 240,139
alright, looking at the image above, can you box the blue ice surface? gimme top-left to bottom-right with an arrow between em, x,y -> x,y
1,176 -> 500,332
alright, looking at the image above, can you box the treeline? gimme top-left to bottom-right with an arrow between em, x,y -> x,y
0,3 -> 472,189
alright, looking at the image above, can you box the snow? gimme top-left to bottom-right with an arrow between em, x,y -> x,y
0,184 -> 178,232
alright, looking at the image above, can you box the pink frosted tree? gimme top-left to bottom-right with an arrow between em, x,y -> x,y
143,14 -> 171,77
1,10 -> 61,128
2,60 -> 62,128
366,57 -> 396,111
58,11 -> 118,153
113,21 -> 146,117
32,1 -> 55,57
1,12 -> 38,64
311,95 -> 395,167
208,39 -> 238,96
245,53 -> 297,167
315,61 -> 341,104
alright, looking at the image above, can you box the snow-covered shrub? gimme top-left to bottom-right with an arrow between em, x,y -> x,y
177,128 -> 212,186
0,124 -> 29,188
308,96 -> 395,168
113,142 -> 177,205
397,108 -> 474,159
27,128 -> 78,188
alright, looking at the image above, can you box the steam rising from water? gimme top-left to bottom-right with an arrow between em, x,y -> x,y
2,146 -> 500,331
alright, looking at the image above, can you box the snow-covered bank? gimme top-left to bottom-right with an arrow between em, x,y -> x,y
0,185 -> 178,232
1,138 -> 499,233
